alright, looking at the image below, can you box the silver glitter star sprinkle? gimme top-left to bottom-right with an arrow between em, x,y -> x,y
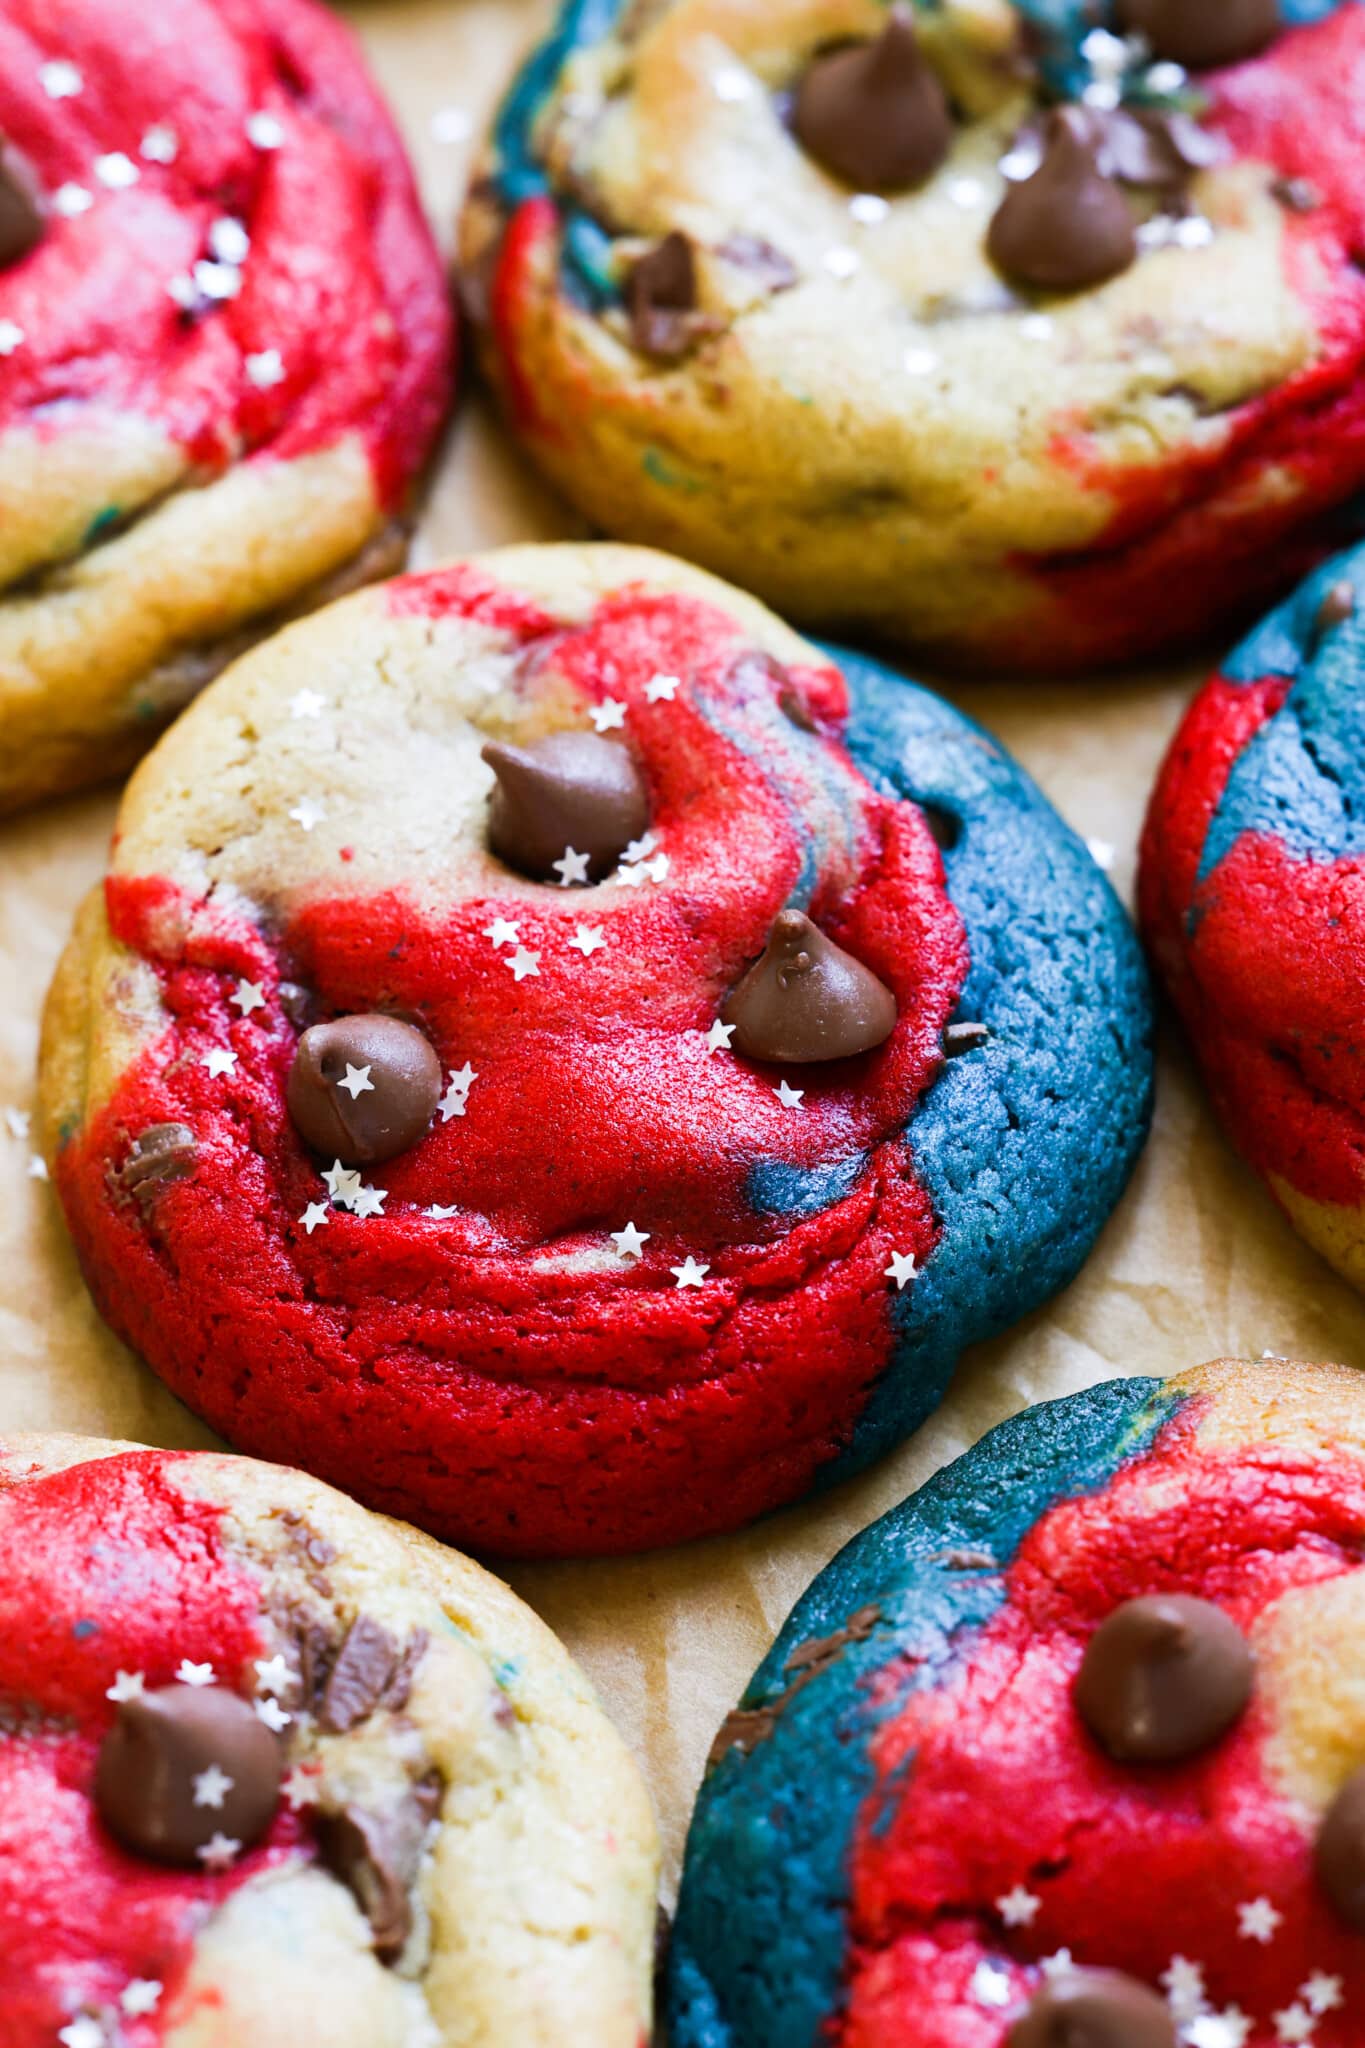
1162,1955 -> 1206,2022
255,1696 -> 291,1734
230,979 -> 265,1016
336,1063 -> 374,1100
290,688 -> 325,720
200,1048 -> 238,1079
351,1183 -> 388,1219
176,1660 -> 216,1688
1303,1977 -> 1343,2016
288,798 -> 325,832
671,1256 -> 709,1288
705,1020 -> 735,1054
775,1080 -> 805,1109
323,1161 -> 362,1209
198,1831 -> 242,1871
440,1066 -> 477,1120
996,1885 -> 1040,1928
591,699 -> 626,733
485,918 -> 520,949
506,947 -> 540,982
611,1221 -> 649,1259
569,925 -> 606,956
254,1655 -> 294,1694
106,1670 -> 145,1704
300,1202 -> 330,1236
645,672 -> 680,703
1237,1897 -> 1281,1945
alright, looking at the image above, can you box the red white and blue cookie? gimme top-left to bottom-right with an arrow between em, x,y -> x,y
669,1356 -> 1365,2048
0,1430 -> 658,2045
37,544 -> 1151,1557
461,0 -> 1365,672
1140,542 -> 1365,1292
0,0 -> 452,813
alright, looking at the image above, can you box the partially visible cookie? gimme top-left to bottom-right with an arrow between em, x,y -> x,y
0,1431 -> 658,2045
461,0 -> 1365,671
0,0 -> 452,813
670,1357 -> 1365,2048
1140,542 -> 1365,1292
37,542 -> 1151,1556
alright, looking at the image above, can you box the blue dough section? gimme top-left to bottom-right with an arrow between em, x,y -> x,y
807,648 -> 1153,1487
666,1376 -> 1178,2048
1197,538 -> 1365,883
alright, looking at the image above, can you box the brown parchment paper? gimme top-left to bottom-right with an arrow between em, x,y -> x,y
4,0 -> 1365,1904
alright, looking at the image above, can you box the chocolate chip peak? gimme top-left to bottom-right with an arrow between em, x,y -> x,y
794,4 -> 952,193
1118,0 -> 1279,69
287,1013 -> 442,1166
0,149 -> 43,269
1075,1594 -> 1254,1763
94,1683 -> 283,1867
483,730 -> 649,882
988,106 -> 1137,292
628,233 -> 717,359
1316,1766 -> 1365,1928
721,910 -> 897,1064
1007,1969 -> 1177,2047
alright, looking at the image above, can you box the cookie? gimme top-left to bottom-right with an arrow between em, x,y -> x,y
1140,544 -> 1365,1293
460,0 -> 1365,673
0,0 -> 452,815
37,542 -> 1151,1558
669,1356 -> 1365,2048
0,1430 -> 657,2045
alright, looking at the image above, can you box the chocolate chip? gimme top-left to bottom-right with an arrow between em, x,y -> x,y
277,981 -> 316,1031
483,730 -> 649,882
778,686 -> 817,732
1317,1766 -> 1365,1928
627,232 -> 719,359
716,234 -> 799,293
114,1124 -> 197,1211
287,1013 -> 442,1166
1007,1969 -> 1177,2047
943,1021 -> 989,1056
793,4 -> 952,192
316,1773 -> 442,1962
0,150 -> 43,268
721,910 -> 897,1063
1273,175 -> 1321,213
1075,1594 -> 1254,1762
319,1616 -> 426,1734
988,106 -> 1137,292
1089,106 -> 1220,189
94,1684 -> 283,1867
1316,580 -> 1356,634
1117,0 -> 1279,68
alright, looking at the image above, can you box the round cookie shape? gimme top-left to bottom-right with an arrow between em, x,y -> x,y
0,0 -> 453,815
1139,537 -> 1365,1295
668,1357 -> 1365,2048
0,1431 -> 657,2046
461,0 -> 1365,673
37,543 -> 1151,1558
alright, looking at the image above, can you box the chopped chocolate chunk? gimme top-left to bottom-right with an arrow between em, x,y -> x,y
277,981 -> 316,1031
320,1616 -> 427,1733
316,1771 -> 442,1962
943,1021 -> 990,1056
707,1604 -> 882,1767
1317,580 -> 1356,634
628,231 -> 720,359
716,234 -> 799,293
112,1124 -> 197,1211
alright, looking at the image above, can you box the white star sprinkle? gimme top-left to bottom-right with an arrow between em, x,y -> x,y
58,2020 -> 104,2048
1020,313 -> 1054,341
1274,2007 -> 1315,2044
1186,2016 -> 1252,2048
283,1765 -> 319,1809
193,1764 -> 233,1809
245,347 -> 285,389
485,918 -> 521,948
3,1107 -> 30,1139
671,1256 -> 709,1288
713,65 -> 753,101
255,1695 -> 291,1733
246,110 -> 285,149
40,59 -> 83,98
121,1981 -> 163,2017
200,1048 -> 238,1079
645,672 -> 680,703
823,244 -> 860,279
288,799 -> 325,832
850,191 -> 890,224
644,853 -> 670,884
569,925 -> 606,956
0,321 -> 24,356
1087,838 -> 1116,871
553,845 -> 591,887
622,831 -> 657,865
53,183 -> 93,217
177,1660 -> 216,1687
614,862 -> 648,888
198,1831 -> 242,1871
775,1080 -> 805,1109
611,1221 -> 650,1259
1303,1976 -> 1343,2016
448,1061 -> 477,1094
352,1183 -> 388,1219
27,1153 -> 48,1181
254,1654 -> 294,1695
995,1885 -> 1040,1927
336,1063 -> 374,1100
969,1961 -> 1012,2009
947,176 -> 985,209
1237,1896 -> 1282,1944
591,698 -> 626,733
106,1670 -> 145,1704
141,125 -> 178,164
95,152 -> 139,189
209,217 -> 250,265
323,1160 -> 363,1209
439,1075 -> 473,1121
1161,1955 -> 1206,2023
193,258 -> 242,302
300,1202 -> 330,1236
885,1250 -> 918,1290
706,1020 -> 735,1054
289,688 -> 325,720
230,979 -> 265,1015
425,1204 -> 460,1220
167,273 -> 198,310
507,947 -> 541,982
1039,1951 -> 1075,1983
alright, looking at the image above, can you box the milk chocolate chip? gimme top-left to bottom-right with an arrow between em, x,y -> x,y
0,150 -> 43,268
1008,1969 -> 1177,2047
988,107 -> 1137,292
94,1684 -> 283,1867
794,4 -> 952,192
316,1774 -> 442,1962
1075,1594 -> 1253,1762
1117,0 -> 1279,69
627,232 -> 717,359
288,1014 -> 442,1166
1316,1766 -> 1365,1928
116,1123 -> 197,1211
1317,580 -> 1356,634
483,731 -> 649,882
721,909 -> 897,1063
